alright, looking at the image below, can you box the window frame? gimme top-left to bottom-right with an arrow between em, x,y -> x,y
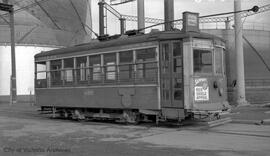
35,61 -> 47,88
36,45 -> 159,88
50,59 -> 63,87
118,50 -> 134,83
193,48 -> 214,75
135,47 -> 158,82
89,54 -> 102,83
103,53 -> 117,81
63,58 -> 75,84
75,56 -> 89,84
214,46 -> 225,76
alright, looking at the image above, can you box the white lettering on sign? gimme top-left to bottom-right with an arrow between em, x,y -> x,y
194,78 -> 209,101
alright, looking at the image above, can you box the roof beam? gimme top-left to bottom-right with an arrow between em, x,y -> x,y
0,13 -> 9,24
69,0 -> 87,35
16,25 -> 38,43
34,0 -> 62,30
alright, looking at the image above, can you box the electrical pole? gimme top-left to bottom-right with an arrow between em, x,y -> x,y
224,17 -> 232,96
137,0 -> 145,32
164,0 -> 174,31
119,17 -> 126,35
0,1 -> 16,105
98,0 -> 105,36
234,0 -> 248,106
10,4 -> 16,105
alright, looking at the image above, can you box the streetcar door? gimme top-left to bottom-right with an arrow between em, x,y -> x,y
160,41 -> 184,109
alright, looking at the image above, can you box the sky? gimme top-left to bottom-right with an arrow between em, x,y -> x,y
90,0 -> 270,35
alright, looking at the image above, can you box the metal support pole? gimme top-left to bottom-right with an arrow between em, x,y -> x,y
10,7 -> 16,105
46,61 -> 51,88
137,0 -> 145,32
119,17 -> 126,35
225,18 -> 231,80
164,0 -> 174,31
224,18 -> 234,103
2,1 -> 17,105
98,0 -> 105,36
234,0 -> 248,105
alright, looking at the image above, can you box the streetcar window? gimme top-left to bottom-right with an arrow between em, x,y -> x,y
64,58 -> 74,83
104,53 -> 116,81
161,44 -> 169,74
173,42 -> 183,101
50,60 -> 62,70
76,56 -> 88,82
136,48 -> 157,81
136,48 -> 156,61
89,55 -> 101,81
193,49 -> 212,73
119,50 -> 133,63
174,90 -> 183,100
173,42 -> 183,73
119,51 -> 133,82
50,60 -> 62,86
36,62 -> 47,88
173,42 -> 182,57
215,47 -> 223,74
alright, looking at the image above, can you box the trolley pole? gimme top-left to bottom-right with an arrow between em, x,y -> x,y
137,0 -> 145,33
234,0 -> 248,106
0,2 -> 17,105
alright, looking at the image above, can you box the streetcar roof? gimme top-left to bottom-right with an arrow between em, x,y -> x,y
35,30 -> 223,59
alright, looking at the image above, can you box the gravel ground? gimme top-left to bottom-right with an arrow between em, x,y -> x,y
0,103 -> 270,156
229,104 -> 270,120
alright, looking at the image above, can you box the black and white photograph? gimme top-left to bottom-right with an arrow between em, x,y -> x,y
0,0 -> 270,155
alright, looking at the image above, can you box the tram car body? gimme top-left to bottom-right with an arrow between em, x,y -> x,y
35,29 -> 230,123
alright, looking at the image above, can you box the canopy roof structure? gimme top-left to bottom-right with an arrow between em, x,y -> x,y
0,0 -> 92,46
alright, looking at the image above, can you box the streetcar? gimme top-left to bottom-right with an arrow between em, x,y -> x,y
34,12 -> 230,124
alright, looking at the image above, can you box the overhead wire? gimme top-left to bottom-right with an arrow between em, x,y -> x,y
137,5 -> 260,32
